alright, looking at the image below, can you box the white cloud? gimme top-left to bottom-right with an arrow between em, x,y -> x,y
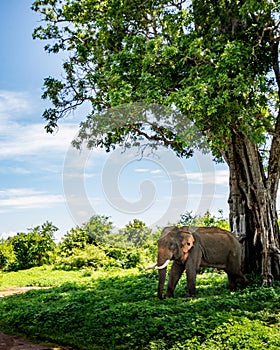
172,169 -> 229,186
0,188 -> 65,209
134,168 -> 150,173
0,188 -> 39,196
0,166 -> 31,175
215,170 -> 229,185
0,89 -> 85,160
134,168 -> 162,175
0,90 -> 33,119
0,121 -> 79,159
151,169 -> 162,175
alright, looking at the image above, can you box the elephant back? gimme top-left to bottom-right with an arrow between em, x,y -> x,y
182,226 -> 240,264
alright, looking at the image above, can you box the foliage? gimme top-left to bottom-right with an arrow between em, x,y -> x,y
118,219 -> 153,247
0,239 -> 16,270
58,226 -> 88,256
179,210 -> 230,230
55,245 -> 112,270
200,318 -> 280,350
58,215 -> 114,256
31,0 -> 277,156
83,215 -> 114,244
31,0 -> 280,280
0,267 -> 279,349
56,216 -> 152,270
3,222 -> 57,271
0,212 -> 231,273
55,244 -> 143,270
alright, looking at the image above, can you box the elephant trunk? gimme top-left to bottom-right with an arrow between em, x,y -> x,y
157,246 -> 172,299
157,267 -> 167,299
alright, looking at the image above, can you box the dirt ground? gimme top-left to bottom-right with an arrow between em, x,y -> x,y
0,287 -> 70,350
0,332 -> 69,350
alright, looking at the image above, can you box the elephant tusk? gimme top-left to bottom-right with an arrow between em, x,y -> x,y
145,262 -> 158,270
156,259 -> 170,270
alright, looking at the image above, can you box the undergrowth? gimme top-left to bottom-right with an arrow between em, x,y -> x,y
0,266 -> 279,349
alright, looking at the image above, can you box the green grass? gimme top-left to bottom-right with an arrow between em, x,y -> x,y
0,266 -> 280,349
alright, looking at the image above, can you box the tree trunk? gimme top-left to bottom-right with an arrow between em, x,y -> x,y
223,130 -> 280,285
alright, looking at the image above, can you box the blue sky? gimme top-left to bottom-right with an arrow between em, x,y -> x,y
0,0 -> 230,240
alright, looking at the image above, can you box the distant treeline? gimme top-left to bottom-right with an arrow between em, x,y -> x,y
0,211 -> 229,272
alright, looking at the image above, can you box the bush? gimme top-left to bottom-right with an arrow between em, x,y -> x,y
56,216 -> 155,271
55,245 -> 113,270
58,227 -> 88,256
1,222 -> 57,271
55,244 -> 143,270
105,246 -> 142,269
0,240 -> 16,270
58,215 -> 115,258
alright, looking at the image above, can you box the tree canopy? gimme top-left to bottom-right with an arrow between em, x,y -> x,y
32,0 -> 278,157
32,0 -> 280,281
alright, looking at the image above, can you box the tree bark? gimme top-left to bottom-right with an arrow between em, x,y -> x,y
223,130 -> 280,285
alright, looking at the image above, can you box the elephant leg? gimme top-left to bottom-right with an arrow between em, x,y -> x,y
227,271 -> 248,290
185,250 -> 202,297
164,261 -> 185,298
185,268 -> 198,297
227,272 -> 238,291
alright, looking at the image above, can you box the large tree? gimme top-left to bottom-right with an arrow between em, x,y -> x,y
32,0 -> 280,284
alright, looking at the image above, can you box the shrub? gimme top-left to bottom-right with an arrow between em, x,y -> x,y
58,215 -> 114,257
0,240 -> 16,270
55,244 -> 143,270
2,222 -> 57,271
55,245 -> 113,270
58,227 -> 88,256
102,245 -> 142,269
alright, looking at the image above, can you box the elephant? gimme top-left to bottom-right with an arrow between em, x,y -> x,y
149,226 -> 248,299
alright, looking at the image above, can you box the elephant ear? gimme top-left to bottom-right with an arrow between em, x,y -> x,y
182,233 -> 195,253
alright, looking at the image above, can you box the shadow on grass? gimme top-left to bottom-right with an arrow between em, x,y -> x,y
0,270 -> 279,350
